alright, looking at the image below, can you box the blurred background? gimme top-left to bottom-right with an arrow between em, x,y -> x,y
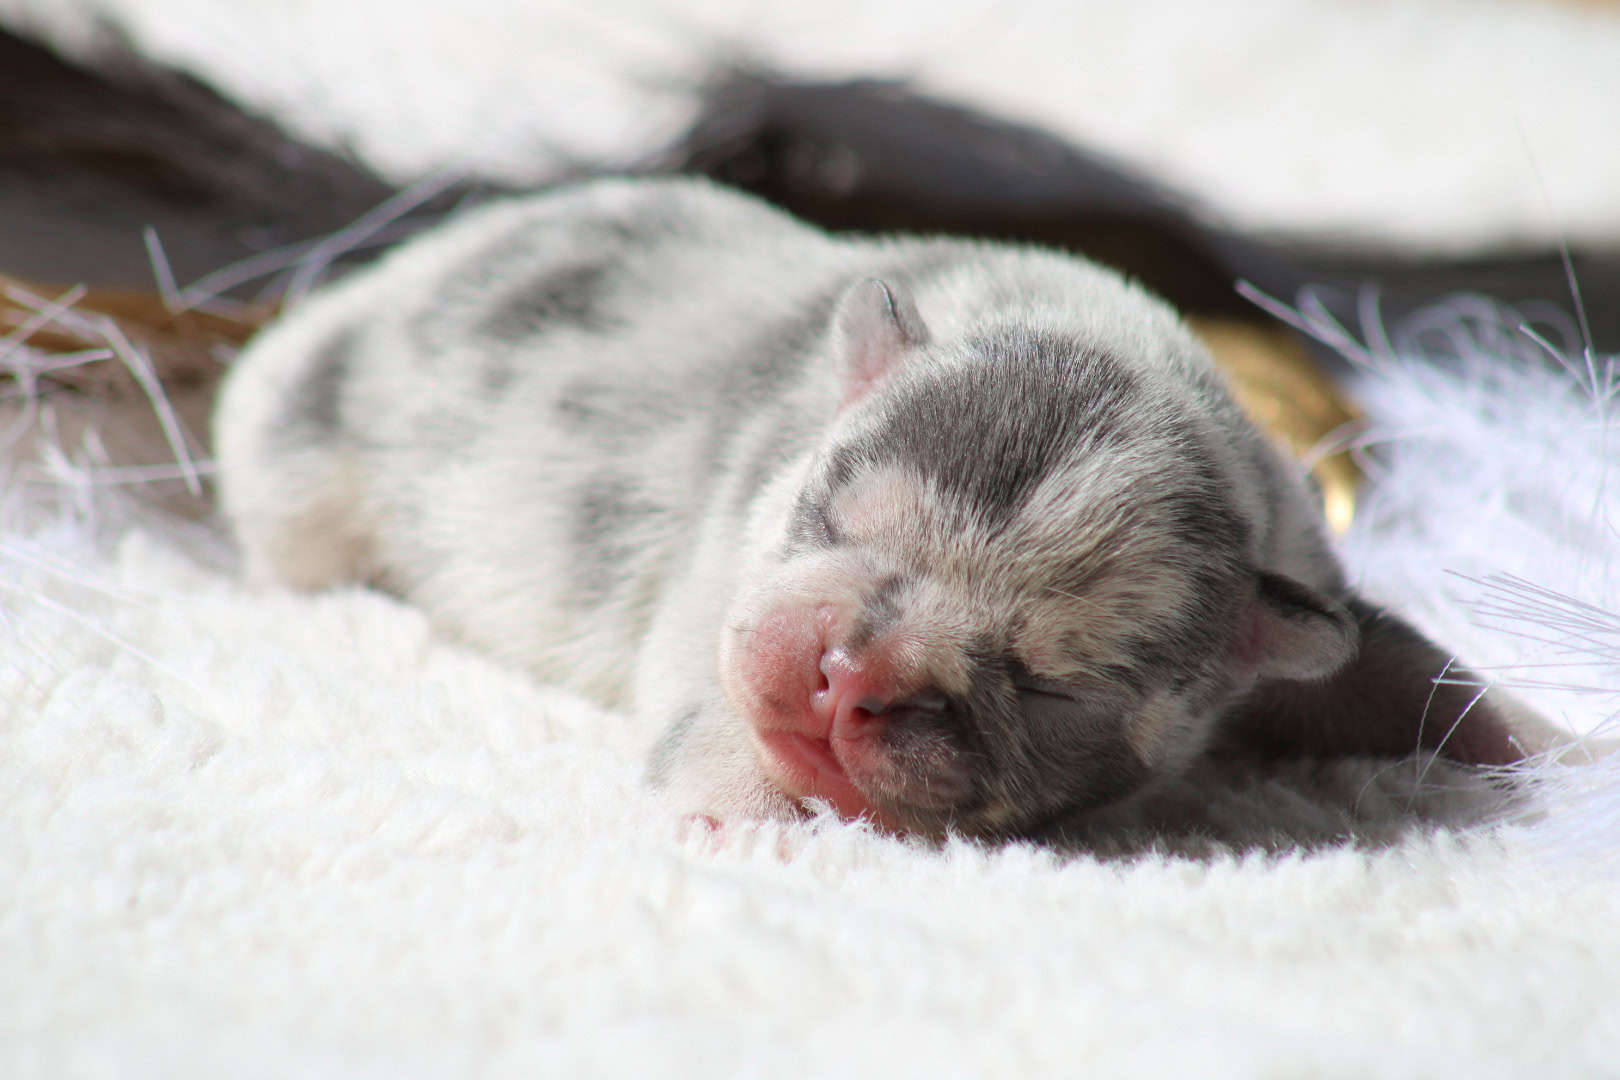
5,0 -> 1617,252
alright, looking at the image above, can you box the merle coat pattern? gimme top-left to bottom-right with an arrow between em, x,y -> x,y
215,177 -> 1529,841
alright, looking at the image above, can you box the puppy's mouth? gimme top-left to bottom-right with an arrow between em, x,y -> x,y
753,728 -> 975,836
755,729 -> 896,827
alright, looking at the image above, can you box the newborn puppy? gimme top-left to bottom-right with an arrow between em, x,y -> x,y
214,177 -> 1527,841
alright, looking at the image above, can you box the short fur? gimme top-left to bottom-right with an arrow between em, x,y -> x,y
215,177 -> 1529,841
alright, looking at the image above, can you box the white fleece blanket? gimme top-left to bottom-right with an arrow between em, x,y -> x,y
4,2 -> 1620,1076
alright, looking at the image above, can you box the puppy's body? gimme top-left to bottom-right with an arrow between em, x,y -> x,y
216,177 -> 1523,841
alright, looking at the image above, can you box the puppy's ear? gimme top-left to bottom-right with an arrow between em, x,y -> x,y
1233,572 -> 1357,682
1218,594 -> 1526,767
833,278 -> 929,408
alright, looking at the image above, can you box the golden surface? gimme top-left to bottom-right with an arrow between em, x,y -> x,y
1190,317 -> 1363,533
0,273 -> 266,516
0,273 -> 265,360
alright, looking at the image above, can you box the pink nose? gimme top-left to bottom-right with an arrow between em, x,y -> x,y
813,648 -> 891,740
810,648 -> 949,743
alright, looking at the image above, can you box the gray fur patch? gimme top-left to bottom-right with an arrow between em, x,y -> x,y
567,472 -> 666,605
553,377 -> 686,452
481,357 -> 515,395
273,328 -> 355,438
837,328 -> 1138,526
411,220 -> 628,351
479,262 -> 618,341
685,284 -> 847,486
713,287 -> 842,411
729,287 -> 845,393
846,574 -> 907,652
644,706 -> 699,788
729,409 -> 820,515
784,492 -> 840,553
410,404 -> 480,447
991,656 -> 1154,832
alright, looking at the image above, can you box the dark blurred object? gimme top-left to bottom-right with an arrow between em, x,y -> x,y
668,69 -> 1620,357
668,70 -> 1305,326
0,27 -> 436,295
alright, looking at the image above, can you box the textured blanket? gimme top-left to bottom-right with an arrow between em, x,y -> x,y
4,1 -> 1619,1076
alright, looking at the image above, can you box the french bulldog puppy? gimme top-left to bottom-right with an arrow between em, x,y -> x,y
214,177 -> 1527,841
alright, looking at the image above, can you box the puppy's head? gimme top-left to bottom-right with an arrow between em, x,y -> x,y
720,279 -> 1354,839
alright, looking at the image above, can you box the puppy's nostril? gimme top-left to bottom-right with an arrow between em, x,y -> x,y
816,649 -> 842,693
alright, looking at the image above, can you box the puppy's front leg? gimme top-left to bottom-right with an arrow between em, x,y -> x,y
646,697 -> 807,826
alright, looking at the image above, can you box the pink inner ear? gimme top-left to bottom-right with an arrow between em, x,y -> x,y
838,341 -> 891,409
1234,574 -> 1357,682
836,278 -> 928,409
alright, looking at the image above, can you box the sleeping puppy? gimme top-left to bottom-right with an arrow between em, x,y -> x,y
214,177 -> 1530,841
